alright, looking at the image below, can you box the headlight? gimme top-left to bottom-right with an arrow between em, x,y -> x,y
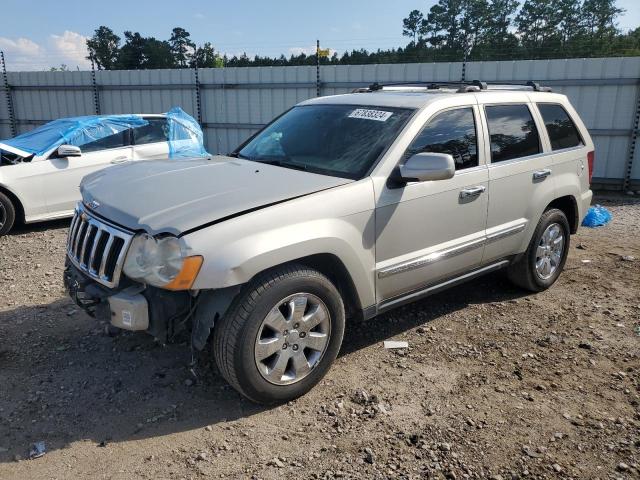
122,234 -> 202,290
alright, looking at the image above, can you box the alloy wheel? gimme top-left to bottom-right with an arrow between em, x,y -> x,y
254,293 -> 331,386
535,222 -> 564,280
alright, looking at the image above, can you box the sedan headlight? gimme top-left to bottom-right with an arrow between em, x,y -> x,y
122,234 -> 203,290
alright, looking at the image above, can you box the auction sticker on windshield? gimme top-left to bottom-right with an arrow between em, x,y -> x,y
348,109 -> 393,122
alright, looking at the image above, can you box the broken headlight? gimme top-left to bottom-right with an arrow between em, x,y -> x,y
123,234 -> 202,290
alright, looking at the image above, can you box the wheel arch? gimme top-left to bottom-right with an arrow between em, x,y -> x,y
547,195 -> 579,234
0,184 -> 25,224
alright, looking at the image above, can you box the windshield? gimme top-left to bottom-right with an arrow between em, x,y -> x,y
236,104 -> 414,179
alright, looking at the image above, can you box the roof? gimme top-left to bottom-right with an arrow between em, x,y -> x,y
300,82 -> 564,110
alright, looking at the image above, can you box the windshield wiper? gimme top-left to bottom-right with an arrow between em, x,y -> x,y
229,152 -> 252,160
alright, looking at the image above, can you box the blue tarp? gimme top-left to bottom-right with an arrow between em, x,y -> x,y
0,107 -> 208,159
166,107 -> 208,158
582,205 -> 612,228
0,115 -> 148,156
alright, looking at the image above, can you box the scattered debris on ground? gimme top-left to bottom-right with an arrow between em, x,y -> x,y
0,197 -> 639,478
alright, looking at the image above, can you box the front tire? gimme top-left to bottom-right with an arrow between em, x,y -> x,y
507,208 -> 570,292
0,191 -> 16,236
213,264 -> 345,405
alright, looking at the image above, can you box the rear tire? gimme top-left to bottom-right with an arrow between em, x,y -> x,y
213,264 -> 345,405
507,208 -> 570,292
0,191 -> 16,236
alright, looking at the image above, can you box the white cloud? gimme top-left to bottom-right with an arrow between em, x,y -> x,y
194,12 -> 205,19
0,31 -> 90,71
0,36 -> 43,62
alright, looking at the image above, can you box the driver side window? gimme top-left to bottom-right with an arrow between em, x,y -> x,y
73,130 -> 129,154
405,107 -> 478,171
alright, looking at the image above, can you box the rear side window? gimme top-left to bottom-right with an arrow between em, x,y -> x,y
405,107 -> 478,170
537,103 -> 583,150
133,118 -> 169,145
485,104 -> 540,163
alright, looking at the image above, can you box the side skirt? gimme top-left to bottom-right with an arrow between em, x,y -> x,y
362,259 -> 511,320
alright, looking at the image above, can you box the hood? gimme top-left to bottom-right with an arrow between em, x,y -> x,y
80,155 -> 353,235
0,142 -> 32,158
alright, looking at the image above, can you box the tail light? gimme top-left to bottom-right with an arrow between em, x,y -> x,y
587,150 -> 594,183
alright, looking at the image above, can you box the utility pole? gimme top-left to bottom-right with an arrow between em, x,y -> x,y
316,39 -> 321,97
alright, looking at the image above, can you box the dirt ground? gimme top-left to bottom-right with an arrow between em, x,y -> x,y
0,195 -> 638,480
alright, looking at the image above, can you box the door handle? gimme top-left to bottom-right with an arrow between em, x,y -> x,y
459,185 -> 486,199
533,169 -> 552,180
111,156 -> 128,164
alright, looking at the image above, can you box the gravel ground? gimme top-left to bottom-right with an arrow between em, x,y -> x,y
0,195 -> 638,480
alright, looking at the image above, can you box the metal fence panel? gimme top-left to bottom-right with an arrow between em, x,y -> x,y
0,57 -> 638,189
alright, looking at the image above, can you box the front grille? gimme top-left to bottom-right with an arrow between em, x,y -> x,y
66,204 -> 134,288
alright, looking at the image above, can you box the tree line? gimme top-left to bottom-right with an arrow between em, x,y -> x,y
86,0 -> 639,70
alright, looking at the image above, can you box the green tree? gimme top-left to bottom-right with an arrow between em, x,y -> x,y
483,0 -> 519,46
425,0 -> 463,49
86,26 -> 120,70
402,10 -> 426,44
143,38 -> 175,69
582,0 -> 624,39
117,32 -> 147,69
458,0 -> 490,56
515,0 -> 562,51
191,42 -> 224,68
169,27 -> 196,67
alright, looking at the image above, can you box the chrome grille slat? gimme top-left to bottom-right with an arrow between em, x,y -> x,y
79,224 -> 94,266
88,229 -> 104,274
99,236 -> 114,279
73,218 -> 87,257
66,204 -> 134,288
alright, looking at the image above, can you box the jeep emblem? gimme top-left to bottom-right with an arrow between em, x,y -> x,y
88,200 -> 100,210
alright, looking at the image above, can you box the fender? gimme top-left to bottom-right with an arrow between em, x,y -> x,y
183,180 -> 377,310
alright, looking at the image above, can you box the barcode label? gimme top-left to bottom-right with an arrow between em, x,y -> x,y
348,109 -> 393,122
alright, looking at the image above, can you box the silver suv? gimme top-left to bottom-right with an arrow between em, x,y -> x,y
64,81 -> 594,404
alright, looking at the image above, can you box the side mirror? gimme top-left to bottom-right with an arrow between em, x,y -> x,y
396,152 -> 455,183
57,144 -> 82,158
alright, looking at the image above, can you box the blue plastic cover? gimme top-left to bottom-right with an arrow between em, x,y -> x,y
582,204 -> 612,228
0,115 -> 148,156
166,107 -> 208,159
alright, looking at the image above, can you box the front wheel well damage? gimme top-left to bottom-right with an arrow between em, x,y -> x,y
194,253 -> 363,349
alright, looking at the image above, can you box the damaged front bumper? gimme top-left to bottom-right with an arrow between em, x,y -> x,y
63,260 -> 191,343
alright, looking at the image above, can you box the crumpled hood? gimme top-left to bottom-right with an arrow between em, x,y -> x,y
80,155 -> 352,235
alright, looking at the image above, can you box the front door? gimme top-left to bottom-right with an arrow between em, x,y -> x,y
45,130 -> 132,215
375,106 -> 489,302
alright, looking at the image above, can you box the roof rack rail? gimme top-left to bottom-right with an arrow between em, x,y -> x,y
353,80 -> 552,94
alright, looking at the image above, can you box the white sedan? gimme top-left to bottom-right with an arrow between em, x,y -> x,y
0,108 -> 207,235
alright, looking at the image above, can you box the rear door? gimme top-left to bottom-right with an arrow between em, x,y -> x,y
131,117 -> 170,160
45,129 -> 132,215
479,96 -> 555,264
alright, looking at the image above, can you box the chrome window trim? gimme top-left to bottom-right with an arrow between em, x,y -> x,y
377,222 -> 526,279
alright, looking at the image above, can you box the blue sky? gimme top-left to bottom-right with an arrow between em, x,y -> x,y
1,0 -> 639,70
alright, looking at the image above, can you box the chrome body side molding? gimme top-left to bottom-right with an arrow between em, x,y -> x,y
376,260 -> 510,314
377,222 -> 526,279
377,237 -> 485,279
